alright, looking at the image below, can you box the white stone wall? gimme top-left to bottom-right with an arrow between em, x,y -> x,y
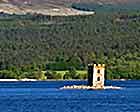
92,64 -> 105,88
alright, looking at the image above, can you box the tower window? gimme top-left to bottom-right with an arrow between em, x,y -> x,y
97,77 -> 100,81
97,69 -> 100,73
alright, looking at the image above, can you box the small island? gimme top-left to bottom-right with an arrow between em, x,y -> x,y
61,64 -> 122,90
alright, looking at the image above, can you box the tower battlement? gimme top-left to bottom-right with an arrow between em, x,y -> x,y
93,64 -> 105,68
88,64 -> 105,67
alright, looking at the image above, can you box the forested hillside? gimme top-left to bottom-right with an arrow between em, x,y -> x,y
0,12 -> 140,79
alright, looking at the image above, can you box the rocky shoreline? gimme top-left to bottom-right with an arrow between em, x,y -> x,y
60,85 -> 122,90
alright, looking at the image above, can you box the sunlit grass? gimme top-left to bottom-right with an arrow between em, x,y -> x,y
54,70 -> 87,75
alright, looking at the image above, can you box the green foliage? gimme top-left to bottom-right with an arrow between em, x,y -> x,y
45,71 -> 62,79
63,72 -> 72,79
0,70 -> 17,79
63,67 -> 79,79
33,71 -> 46,80
47,56 -> 83,70
0,12 -> 139,79
51,71 -> 62,79
45,71 -> 54,79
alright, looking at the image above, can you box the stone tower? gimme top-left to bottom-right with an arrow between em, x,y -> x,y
88,64 -> 105,88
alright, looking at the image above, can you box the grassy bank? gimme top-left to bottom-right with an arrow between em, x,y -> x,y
45,70 -> 87,80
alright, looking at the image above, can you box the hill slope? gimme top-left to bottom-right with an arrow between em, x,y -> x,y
0,0 -> 95,15
0,0 -> 140,15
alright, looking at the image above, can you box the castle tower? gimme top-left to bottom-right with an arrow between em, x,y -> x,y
88,64 -> 105,88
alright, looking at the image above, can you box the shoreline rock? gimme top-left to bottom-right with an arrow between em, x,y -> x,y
60,85 -> 122,90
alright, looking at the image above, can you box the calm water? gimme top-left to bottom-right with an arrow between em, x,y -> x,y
0,80 -> 140,112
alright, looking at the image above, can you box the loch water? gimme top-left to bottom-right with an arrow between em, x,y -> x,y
0,80 -> 140,112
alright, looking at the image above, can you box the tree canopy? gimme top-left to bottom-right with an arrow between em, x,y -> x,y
0,12 -> 139,79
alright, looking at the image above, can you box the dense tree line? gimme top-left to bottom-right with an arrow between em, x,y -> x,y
0,12 -> 139,79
